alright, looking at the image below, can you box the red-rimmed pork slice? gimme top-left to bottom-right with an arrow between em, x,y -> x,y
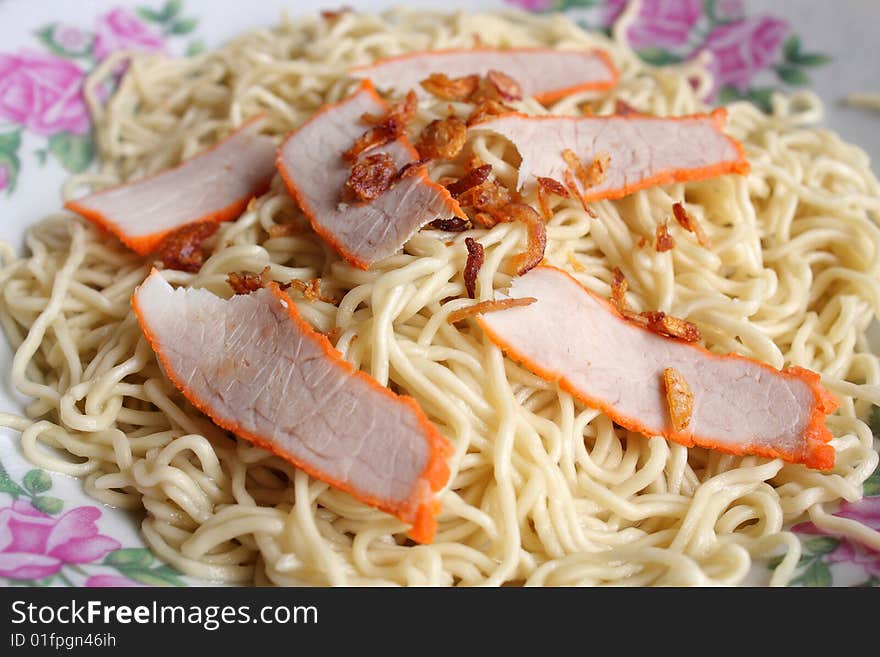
66,118 -> 276,255
276,81 -> 462,270
476,266 -> 838,470
350,48 -> 619,103
132,269 -> 451,542
472,109 -> 750,202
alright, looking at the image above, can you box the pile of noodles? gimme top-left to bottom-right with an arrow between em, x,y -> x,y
1,6 -> 879,586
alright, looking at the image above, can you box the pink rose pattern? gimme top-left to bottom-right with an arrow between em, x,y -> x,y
0,164 -> 8,193
603,0 -> 703,50
93,8 -> 164,61
697,16 -> 790,95
790,492 -> 880,585
0,500 -> 120,580
0,52 -> 90,136
506,0 -> 828,110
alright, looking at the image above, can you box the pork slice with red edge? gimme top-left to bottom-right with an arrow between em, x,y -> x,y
66,118 -> 276,255
476,266 -> 838,470
472,109 -> 750,201
350,48 -> 619,103
132,269 -> 451,542
276,81 -> 462,270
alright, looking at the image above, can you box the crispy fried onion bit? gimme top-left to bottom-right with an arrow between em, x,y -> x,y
157,221 -> 219,273
344,155 -> 433,206
610,266 -> 628,311
427,163 -> 493,231
227,266 -> 272,294
344,152 -> 398,203
419,71 -> 521,127
446,163 -> 492,199
343,90 -> 417,162
287,278 -> 338,304
536,176 -> 570,221
445,163 -> 545,271
428,217 -> 470,232
562,149 -> 610,190
447,297 -> 536,323
397,158 -> 429,180
416,116 -> 467,160
640,311 -> 701,342
227,268 -> 338,304
463,236 -> 484,299
451,165 -> 511,229
499,203 -> 547,276
466,99 -> 513,127
485,70 -> 522,101
445,168 -> 546,275
420,73 -> 480,101
561,149 -> 610,216
672,201 -> 711,247
321,6 -> 352,21
655,220 -> 675,252
420,70 -> 522,103
663,367 -> 694,432
610,268 -> 701,342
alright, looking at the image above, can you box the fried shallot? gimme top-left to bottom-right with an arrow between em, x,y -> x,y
463,236 -> 484,299
156,221 -> 219,273
447,297 -> 537,323
663,367 -> 694,432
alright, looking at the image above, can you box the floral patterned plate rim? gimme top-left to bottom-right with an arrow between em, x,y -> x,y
0,0 -> 877,587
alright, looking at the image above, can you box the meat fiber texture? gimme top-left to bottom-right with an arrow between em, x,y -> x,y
473,109 -> 750,200
350,48 -> 618,102
66,118 -> 276,254
276,82 -> 461,270
477,266 -> 838,469
132,270 -> 451,542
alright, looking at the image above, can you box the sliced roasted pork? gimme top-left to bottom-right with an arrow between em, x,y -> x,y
472,109 -> 750,202
276,81 -> 462,270
476,266 -> 838,470
66,118 -> 276,255
350,48 -> 619,103
132,270 -> 451,542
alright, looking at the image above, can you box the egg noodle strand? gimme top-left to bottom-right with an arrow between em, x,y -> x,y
1,8 -> 878,586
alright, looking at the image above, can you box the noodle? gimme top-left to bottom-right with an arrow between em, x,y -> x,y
1,8 -> 879,586
846,93 -> 880,112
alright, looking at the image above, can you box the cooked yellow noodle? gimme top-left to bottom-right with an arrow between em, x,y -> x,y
1,8 -> 879,586
846,93 -> 880,112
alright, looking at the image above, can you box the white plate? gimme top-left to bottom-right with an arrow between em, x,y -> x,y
0,0 -> 877,587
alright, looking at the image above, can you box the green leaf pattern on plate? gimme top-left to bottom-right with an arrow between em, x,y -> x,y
48,132 -> 95,173
22,468 -> 53,495
136,0 -> 197,36
0,129 -> 22,195
34,24 -> 95,59
31,495 -> 65,515
104,548 -> 186,586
